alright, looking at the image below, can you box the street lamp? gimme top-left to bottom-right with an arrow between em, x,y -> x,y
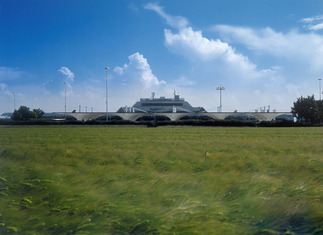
13,92 -> 16,111
216,86 -> 225,112
319,78 -> 322,100
64,82 -> 67,120
105,67 -> 109,122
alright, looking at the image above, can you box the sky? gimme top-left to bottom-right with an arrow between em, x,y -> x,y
1,0 -> 323,114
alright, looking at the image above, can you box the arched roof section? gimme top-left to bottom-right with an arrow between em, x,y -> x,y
1,112 -> 13,119
273,114 -> 295,122
136,115 -> 171,122
225,114 -> 257,121
95,115 -> 123,121
179,115 -> 215,121
43,113 -> 77,120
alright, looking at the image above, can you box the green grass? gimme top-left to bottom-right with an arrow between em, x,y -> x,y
0,126 -> 322,234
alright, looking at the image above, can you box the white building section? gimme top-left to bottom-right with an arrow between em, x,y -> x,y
117,93 -> 206,113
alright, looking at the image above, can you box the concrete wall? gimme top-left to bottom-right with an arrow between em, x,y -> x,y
57,112 -> 292,122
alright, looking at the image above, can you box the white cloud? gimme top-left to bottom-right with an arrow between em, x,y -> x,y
301,15 -> 323,31
57,67 -> 74,99
174,76 -> 195,86
214,25 -> 290,55
113,52 -> 166,88
0,67 -> 22,81
143,3 -> 317,111
58,67 -> 75,82
213,25 -> 323,74
164,27 -> 232,60
145,4 -> 260,80
113,66 -> 124,75
0,83 -> 12,96
301,15 -> 323,23
144,3 -> 188,29
308,23 -> 323,31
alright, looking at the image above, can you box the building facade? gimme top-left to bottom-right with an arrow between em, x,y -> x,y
117,92 -> 206,113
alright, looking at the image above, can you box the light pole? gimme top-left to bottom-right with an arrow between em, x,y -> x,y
105,67 -> 109,122
216,86 -> 225,112
319,78 -> 322,100
64,82 -> 67,120
13,92 -> 16,111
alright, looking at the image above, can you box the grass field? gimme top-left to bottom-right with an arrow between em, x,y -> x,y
0,126 -> 322,234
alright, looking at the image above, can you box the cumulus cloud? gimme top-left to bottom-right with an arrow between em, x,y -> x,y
145,3 -> 260,80
113,66 -> 124,75
114,52 -> 165,88
58,67 -> 75,82
164,27 -> 257,73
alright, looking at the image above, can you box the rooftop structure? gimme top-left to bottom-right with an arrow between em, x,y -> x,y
117,92 -> 206,113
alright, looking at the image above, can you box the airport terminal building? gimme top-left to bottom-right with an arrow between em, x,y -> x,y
117,93 -> 206,113
1,92 -> 293,122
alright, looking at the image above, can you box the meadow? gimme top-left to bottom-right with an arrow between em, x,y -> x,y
0,126 -> 322,234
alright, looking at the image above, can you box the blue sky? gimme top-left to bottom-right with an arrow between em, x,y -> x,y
1,0 -> 323,114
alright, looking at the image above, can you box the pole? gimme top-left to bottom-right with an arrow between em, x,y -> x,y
319,78 -> 322,100
105,67 -> 109,122
216,86 -> 225,112
13,92 -> 16,111
64,82 -> 67,120
220,89 -> 222,108
319,79 -> 322,125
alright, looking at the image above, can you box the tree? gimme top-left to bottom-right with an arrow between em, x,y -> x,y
12,106 -> 34,121
291,95 -> 318,124
33,108 -> 45,119
12,106 -> 45,121
317,99 -> 323,124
